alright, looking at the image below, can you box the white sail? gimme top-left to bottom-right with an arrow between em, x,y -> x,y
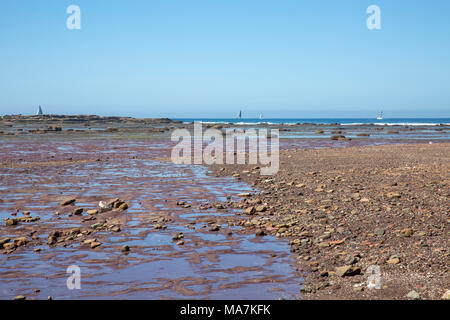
36,105 -> 43,115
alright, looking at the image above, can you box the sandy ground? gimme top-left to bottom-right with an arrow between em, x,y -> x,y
210,143 -> 449,300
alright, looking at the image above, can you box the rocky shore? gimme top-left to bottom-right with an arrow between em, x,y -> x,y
0,117 -> 448,299
209,143 -> 449,300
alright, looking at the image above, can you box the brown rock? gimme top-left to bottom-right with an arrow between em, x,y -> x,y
244,206 -> 255,215
255,229 -> 265,236
3,242 -> 17,250
330,135 -> 346,140
14,237 -> 28,247
90,241 -> 102,248
60,199 -> 76,206
441,290 -> 450,300
401,228 -> 414,237
0,238 -> 10,248
47,236 -> 57,245
118,203 -> 128,210
172,232 -> 184,240
5,218 -> 17,226
255,205 -> 267,212
209,224 -> 221,232
73,208 -> 83,215
386,192 -> 401,199
335,265 -> 361,277
387,257 -> 400,264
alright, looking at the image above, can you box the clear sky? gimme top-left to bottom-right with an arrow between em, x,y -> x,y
1,0 -> 449,118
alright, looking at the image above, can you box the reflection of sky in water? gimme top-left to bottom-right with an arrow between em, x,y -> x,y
0,140 -> 301,300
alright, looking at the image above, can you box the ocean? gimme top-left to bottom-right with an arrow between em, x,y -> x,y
175,118 -> 450,126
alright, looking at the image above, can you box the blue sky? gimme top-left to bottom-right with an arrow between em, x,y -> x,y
0,0 -> 449,118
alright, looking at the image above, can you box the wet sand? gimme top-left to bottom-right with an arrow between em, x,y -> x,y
0,138 -> 301,300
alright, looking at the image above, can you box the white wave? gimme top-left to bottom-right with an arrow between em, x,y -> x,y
343,122 -> 450,126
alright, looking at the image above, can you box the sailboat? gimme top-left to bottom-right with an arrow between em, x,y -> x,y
237,110 -> 242,119
259,113 -> 263,120
376,111 -> 383,120
36,105 -> 43,115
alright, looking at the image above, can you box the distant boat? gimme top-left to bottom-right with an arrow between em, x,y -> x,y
377,111 -> 383,120
36,105 -> 43,115
259,113 -> 263,120
237,110 -> 242,119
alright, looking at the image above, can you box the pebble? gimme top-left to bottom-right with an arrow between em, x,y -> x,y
407,290 -> 421,300
401,228 -> 414,237
90,241 -> 102,248
353,285 -> 364,292
91,222 -> 103,229
60,199 -> 76,206
0,238 -> 10,247
47,236 -> 57,245
172,232 -> 184,240
244,206 -> 255,215
387,257 -> 400,264
255,229 -> 265,236
238,193 -> 251,197
121,245 -> 130,252
14,295 -> 26,300
209,224 -> 221,232
278,227 -> 287,233
441,290 -> 450,300
255,205 -> 267,212
344,255 -> 358,265
5,218 -> 17,226
14,237 -> 28,247
386,192 -> 401,199
335,265 -> 361,277
73,208 -> 83,215
111,226 -> 121,232
3,242 -> 17,250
